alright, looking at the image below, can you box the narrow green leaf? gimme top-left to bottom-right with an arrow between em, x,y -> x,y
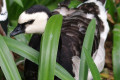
46,1 -> 62,10
4,37 -> 39,64
112,24 -> 120,80
105,0 -> 116,21
38,0 -> 50,5
35,0 -> 39,4
8,0 -> 36,20
117,7 -> 120,22
83,47 -> 101,80
13,0 -> 23,8
68,0 -> 81,8
3,36 -> 74,80
38,15 -> 63,80
79,19 -> 96,80
0,35 -> 21,80
55,63 -> 75,80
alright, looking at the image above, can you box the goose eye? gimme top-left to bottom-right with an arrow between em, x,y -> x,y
27,20 -> 34,24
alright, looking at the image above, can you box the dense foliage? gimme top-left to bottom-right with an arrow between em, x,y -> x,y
0,0 -> 120,80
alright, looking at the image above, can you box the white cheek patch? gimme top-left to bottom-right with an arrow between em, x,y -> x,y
18,12 -> 36,24
24,12 -> 48,33
0,0 -> 8,21
18,12 -> 48,24
25,20 -> 47,34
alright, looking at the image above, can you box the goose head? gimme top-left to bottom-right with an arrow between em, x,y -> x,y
10,5 -> 52,37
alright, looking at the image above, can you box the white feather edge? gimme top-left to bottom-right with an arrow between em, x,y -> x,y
0,0 -> 8,21
54,7 -> 76,16
72,56 -> 80,80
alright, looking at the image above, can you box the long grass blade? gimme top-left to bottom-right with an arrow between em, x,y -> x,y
79,19 -> 96,80
0,35 -> 21,80
112,24 -> 120,80
4,36 -> 39,64
117,7 -> 120,22
55,63 -> 75,80
13,0 -> 23,8
105,0 -> 116,21
83,47 -> 101,80
3,36 -> 74,80
38,14 -> 63,80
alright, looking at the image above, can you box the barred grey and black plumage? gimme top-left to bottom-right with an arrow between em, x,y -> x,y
10,0 -> 109,80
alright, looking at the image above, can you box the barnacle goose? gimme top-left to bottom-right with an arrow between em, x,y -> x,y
10,0 -> 109,80
0,0 -> 8,34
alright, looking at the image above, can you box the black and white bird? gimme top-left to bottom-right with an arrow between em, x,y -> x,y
0,0 -> 8,34
10,0 -> 109,80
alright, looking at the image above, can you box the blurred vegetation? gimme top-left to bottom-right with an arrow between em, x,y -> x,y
106,0 -> 120,80
0,0 -> 120,80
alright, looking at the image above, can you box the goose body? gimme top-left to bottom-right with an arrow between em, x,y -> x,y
10,0 -> 109,80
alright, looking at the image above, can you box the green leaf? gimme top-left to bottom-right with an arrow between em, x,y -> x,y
46,1 -> 62,10
38,0 -> 51,5
39,0 -> 64,10
38,0 -> 62,5
38,14 -> 63,80
3,37 -> 74,80
83,48 -> 101,80
105,0 -> 116,21
0,35 -> 21,80
117,7 -> 120,22
7,0 -> 36,20
68,0 -> 81,8
55,63 -> 75,80
4,37 -> 39,64
13,0 -> 23,8
79,19 -> 96,80
112,24 -> 120,80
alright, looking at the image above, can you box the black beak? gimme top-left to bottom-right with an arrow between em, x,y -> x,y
10,24 -> 25,37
